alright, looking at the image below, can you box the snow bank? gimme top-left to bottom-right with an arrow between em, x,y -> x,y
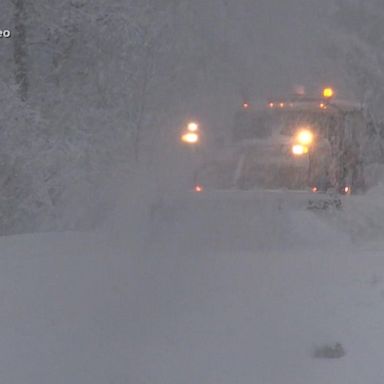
337,184 -> 384,242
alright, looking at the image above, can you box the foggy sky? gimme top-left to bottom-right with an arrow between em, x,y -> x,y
224,0 -> 346,100
186,0 -> 349,147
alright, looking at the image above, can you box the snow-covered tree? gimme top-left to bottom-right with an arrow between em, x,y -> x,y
0,0 -> 284,233
12,0 -> 29,101
0,80 -> 56,233
330,1 -> 384,123
320,0 -> 384,185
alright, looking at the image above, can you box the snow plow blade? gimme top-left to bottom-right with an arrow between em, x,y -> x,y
149,189 -> 343,252
306,193 -> 342,211
152,189 -> 342,219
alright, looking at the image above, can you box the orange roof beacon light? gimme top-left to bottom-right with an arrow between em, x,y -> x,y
323,87 -> 334,99
242,102 -> 249,109
194,185 -> 203,192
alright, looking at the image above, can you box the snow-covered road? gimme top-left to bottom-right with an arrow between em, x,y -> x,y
1,186 -> 384,383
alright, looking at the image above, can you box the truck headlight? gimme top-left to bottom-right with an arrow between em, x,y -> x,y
181,132 -> 199,143
292,144 -> 309,156
297,129 -> 314,146
187,122 -> 199,132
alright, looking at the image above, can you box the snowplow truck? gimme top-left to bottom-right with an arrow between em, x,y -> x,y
222,96 -> 373,194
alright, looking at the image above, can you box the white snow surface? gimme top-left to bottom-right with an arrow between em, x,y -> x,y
2,185 -> 384,383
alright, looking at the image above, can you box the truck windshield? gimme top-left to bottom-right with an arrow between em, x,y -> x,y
233,109 -> 334,141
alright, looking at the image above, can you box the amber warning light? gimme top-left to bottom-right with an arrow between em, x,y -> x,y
323,87 -> 334,99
